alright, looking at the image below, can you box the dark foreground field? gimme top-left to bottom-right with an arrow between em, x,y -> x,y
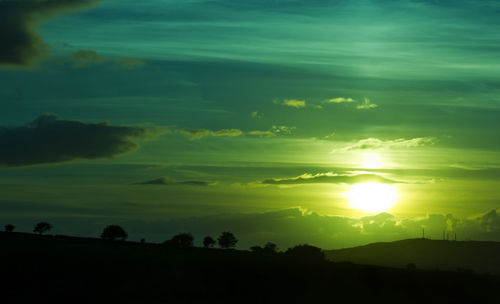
1,232 -> 499,304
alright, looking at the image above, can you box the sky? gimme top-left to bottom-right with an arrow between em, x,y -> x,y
1,0 -> 500,249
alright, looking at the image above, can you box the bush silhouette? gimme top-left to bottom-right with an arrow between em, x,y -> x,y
218,231 -> 238,249
4,224 -> 15,232
203,236 -> 216,248
285,244 -> 326,263
33,222 -> 52,235
100,225 -> 127,241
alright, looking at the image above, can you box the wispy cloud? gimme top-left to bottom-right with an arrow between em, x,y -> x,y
342,137 -> 436,151
71,49 -> 147,69
356,97 -> 378,110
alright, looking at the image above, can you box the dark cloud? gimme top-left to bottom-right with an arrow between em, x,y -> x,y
0,0 -> 103,67
133,177 -> 215,187
0,113 -> 151,167
261,173 -> 404,185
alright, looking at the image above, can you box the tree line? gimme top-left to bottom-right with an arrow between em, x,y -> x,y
3,222 -> 326,262
4,223 -> 246,250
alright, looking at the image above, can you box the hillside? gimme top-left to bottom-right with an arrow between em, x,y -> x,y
1,232 -> 499,303
326,238 -> 500,274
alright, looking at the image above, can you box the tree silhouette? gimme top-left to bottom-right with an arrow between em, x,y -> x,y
250,245 -> 262,253
165,233 -> 194,248
218,231 -> 238,249
100,225 -> 127,241
4,224 -> 15,232
284,244 -> 325,263
33,222 -> 52,235
203,236 -> 216,248
263,242 -> 278,255
250,243 -> 278,255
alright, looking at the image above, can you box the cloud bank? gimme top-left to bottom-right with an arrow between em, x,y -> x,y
0,0 -> 104,67
0,113 -> 151,167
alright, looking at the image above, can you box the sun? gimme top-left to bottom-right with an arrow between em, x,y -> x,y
345,183 -> 398,213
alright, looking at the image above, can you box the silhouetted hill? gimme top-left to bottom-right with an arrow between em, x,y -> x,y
1,232 -> 499,304
326,238 -> 500,274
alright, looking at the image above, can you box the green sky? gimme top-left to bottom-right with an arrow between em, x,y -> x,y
1,0 -> 500,249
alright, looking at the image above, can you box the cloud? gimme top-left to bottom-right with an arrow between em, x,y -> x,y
326,97 -> 355,103
247,130 -> 275,136
343,137 -> 436,151
250,111 -> 262,119
276,99 -> 306,108
449,164 -> 485,171
260,172 -> 404,185
178,125 -> 295,139
270,125 -> 296,135
178,128 -> 244,140
133,177 -> 215,187
0,0 -> 104,67
111,57 -> 147,69
71,49 -> 104,67
71,49 -> 147,69
0,113 -> 154,167
356,97 -> 378,110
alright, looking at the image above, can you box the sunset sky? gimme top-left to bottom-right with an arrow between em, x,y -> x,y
1,0 -> 500,249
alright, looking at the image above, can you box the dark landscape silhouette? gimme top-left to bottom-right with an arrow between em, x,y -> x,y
1,224 -> 499,304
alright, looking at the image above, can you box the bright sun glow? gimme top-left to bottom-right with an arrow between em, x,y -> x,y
361,153 -> 383,169
345,183 -> 398,213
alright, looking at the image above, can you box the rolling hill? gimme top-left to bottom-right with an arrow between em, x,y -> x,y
326,238 -> 500,274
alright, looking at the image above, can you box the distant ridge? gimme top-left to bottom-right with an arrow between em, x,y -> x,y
326,238 -> 500,274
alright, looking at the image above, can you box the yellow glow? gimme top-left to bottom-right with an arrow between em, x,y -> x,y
345,183 -> 398,212
361,153 -> 382,169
